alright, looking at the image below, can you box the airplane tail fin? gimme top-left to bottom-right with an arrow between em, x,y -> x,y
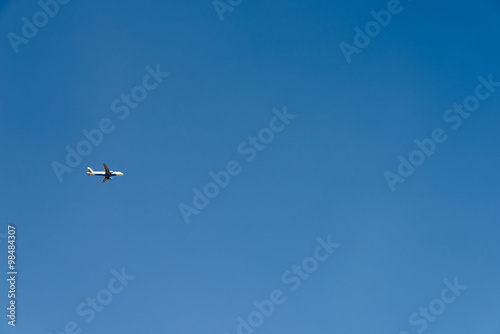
87,167 -> 94,176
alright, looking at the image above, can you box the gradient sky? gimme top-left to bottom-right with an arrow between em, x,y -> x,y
1,0 -> 500,333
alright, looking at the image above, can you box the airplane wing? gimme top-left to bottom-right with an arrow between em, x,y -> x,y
101,177 -> 109,183
103,163 -> 111,174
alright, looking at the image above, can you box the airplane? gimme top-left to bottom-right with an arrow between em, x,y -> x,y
87,163 -> 124,183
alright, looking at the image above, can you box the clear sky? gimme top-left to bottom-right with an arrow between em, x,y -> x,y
1,0 -> 500,333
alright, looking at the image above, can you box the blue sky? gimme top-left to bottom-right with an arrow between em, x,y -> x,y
1,0 -> 500,333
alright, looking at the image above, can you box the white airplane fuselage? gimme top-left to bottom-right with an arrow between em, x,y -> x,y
88,164 -> 124,183
90,171 -> 124,177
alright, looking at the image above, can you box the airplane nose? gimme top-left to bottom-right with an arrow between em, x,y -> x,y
118,172 -> 124,176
